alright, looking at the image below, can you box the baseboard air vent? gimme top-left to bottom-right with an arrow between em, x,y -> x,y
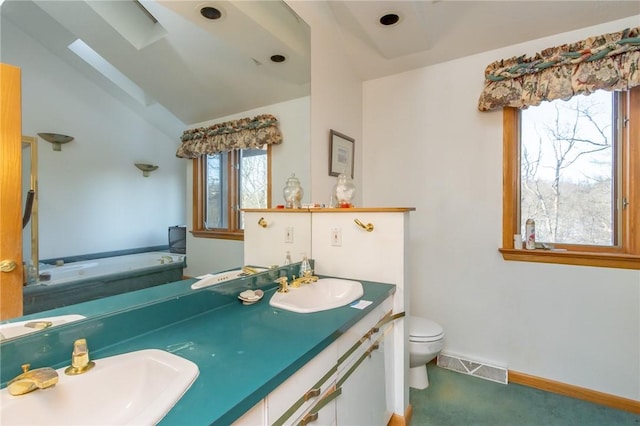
437,353 -> 508,384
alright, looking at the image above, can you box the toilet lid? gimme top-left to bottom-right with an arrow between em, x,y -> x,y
409,316 -> 444,342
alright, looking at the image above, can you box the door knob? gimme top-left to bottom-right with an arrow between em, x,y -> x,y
0,260 -> 17,272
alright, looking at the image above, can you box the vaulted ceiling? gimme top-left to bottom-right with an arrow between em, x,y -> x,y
2,1 -> 638,134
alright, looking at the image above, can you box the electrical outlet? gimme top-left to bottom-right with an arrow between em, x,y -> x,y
331,227 -> 342,247
285,226 -> 294,243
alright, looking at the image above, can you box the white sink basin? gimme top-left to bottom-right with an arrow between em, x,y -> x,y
191,267 -> 267,289
270,278 -> 364,313
0,315 -> 86,341
0,349 -> 199,425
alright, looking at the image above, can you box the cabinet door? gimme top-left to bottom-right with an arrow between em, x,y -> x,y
267,342 -> 337,426
335,297 -> 393,425
337,340 -> 387,426
244,211 -> 311,267
293,385 -> 338,426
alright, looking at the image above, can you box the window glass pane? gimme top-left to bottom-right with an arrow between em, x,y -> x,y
520,90 -> 615,246
205,153 -> 228,229
238,148 -> 267,229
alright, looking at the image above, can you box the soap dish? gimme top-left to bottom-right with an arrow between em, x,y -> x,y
238,289 -> 264,305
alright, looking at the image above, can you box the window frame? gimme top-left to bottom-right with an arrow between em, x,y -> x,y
191,146 -> 272,241
500,87 -> 640,269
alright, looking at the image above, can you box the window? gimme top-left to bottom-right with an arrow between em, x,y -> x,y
501,87 -> 640,269
192,146 -> 271,240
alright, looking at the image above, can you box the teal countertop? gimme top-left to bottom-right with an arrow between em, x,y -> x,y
0,267 -> 395,425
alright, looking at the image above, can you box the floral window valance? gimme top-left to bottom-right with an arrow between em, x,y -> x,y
478,26 -> 640,112
176,114 -> 282,158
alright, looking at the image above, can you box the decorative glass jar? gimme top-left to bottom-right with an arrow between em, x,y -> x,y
283,173 -> 303,208
333,173 -> 355,208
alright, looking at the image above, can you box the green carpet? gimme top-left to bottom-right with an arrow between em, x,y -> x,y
410,364 -> 640,425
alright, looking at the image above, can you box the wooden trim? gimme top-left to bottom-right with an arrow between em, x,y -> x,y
190,229 -> 243,241
627,87 -> 640,254
501,88 -> 640,267
500,248 -> 640,269
387,404 -> 412,426
503,107 -> 519,249
509,370 -> 640,415
0,63 -> 23,320
192,156 -> 205,236
243,207 -> 416,213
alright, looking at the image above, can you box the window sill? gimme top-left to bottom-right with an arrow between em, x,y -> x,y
499,248 -> 640,270
191,229 -> 244,241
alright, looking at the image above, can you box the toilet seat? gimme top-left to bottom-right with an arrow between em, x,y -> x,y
409,316 -> 444,343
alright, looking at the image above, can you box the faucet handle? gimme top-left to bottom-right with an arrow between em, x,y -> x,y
65,338 -> 95,375
276,276 -> 289,293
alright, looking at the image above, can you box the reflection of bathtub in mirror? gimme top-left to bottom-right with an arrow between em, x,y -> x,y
24,252 -> 186,314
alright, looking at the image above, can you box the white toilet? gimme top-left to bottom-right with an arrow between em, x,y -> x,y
409,316 -> 445,389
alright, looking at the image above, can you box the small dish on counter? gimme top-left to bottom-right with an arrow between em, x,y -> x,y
238,289 -> 264,305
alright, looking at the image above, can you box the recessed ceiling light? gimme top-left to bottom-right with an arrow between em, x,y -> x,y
200,6 -> 222,20
379,13 -> 400,26
270,54 -> 287,63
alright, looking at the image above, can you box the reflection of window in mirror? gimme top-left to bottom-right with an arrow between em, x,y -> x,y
192,146 -> 271,240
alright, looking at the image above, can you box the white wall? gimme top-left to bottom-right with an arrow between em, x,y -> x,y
2,18 -> 186,260
183,97 -> 310,277
287,1 -> 363,207
186,1 -> 365,277
363,16 -> 640,400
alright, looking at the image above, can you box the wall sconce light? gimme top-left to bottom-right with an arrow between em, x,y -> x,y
135,163 -> 158,177
38,133 -> 74,151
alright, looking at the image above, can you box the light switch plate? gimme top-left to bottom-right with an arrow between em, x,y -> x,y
331,227 -> 341,246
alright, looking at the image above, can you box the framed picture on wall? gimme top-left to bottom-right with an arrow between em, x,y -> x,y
329,129 -> 354,178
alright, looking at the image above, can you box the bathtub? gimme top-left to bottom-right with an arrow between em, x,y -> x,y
24,252 -> 186,315
39,252 -> 185,285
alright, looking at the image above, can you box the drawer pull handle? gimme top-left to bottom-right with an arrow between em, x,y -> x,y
368,342 -> 380,356
354,218 -> 374,232
300,412 -> 318,425
258,217 -> 268,228
304,388 -> 321,401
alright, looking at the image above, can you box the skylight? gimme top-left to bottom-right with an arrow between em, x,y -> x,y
68,39 -> 148,106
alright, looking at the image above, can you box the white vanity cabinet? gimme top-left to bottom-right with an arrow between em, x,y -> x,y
243,207 -> 413,422
244,211 -> 311,267
232,296 -> 396,426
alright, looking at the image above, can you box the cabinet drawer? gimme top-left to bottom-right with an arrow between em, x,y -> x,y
268,342 -> 337,426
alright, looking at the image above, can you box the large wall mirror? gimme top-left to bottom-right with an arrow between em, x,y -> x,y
0,0 -> 310,329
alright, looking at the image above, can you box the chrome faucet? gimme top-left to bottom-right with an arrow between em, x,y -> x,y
7,364 -> 59,396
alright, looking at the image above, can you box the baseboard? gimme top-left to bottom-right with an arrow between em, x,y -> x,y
387,404 -> 412,426
509,370 -> 640,415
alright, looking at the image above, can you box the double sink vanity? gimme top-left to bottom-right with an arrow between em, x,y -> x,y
0,265 -> 396,425
1,207 -> 413,425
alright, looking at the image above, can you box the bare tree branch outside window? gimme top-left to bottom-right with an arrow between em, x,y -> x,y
520,90 -> 614,245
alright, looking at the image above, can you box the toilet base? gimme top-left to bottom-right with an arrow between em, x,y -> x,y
410,364 -> 429,389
